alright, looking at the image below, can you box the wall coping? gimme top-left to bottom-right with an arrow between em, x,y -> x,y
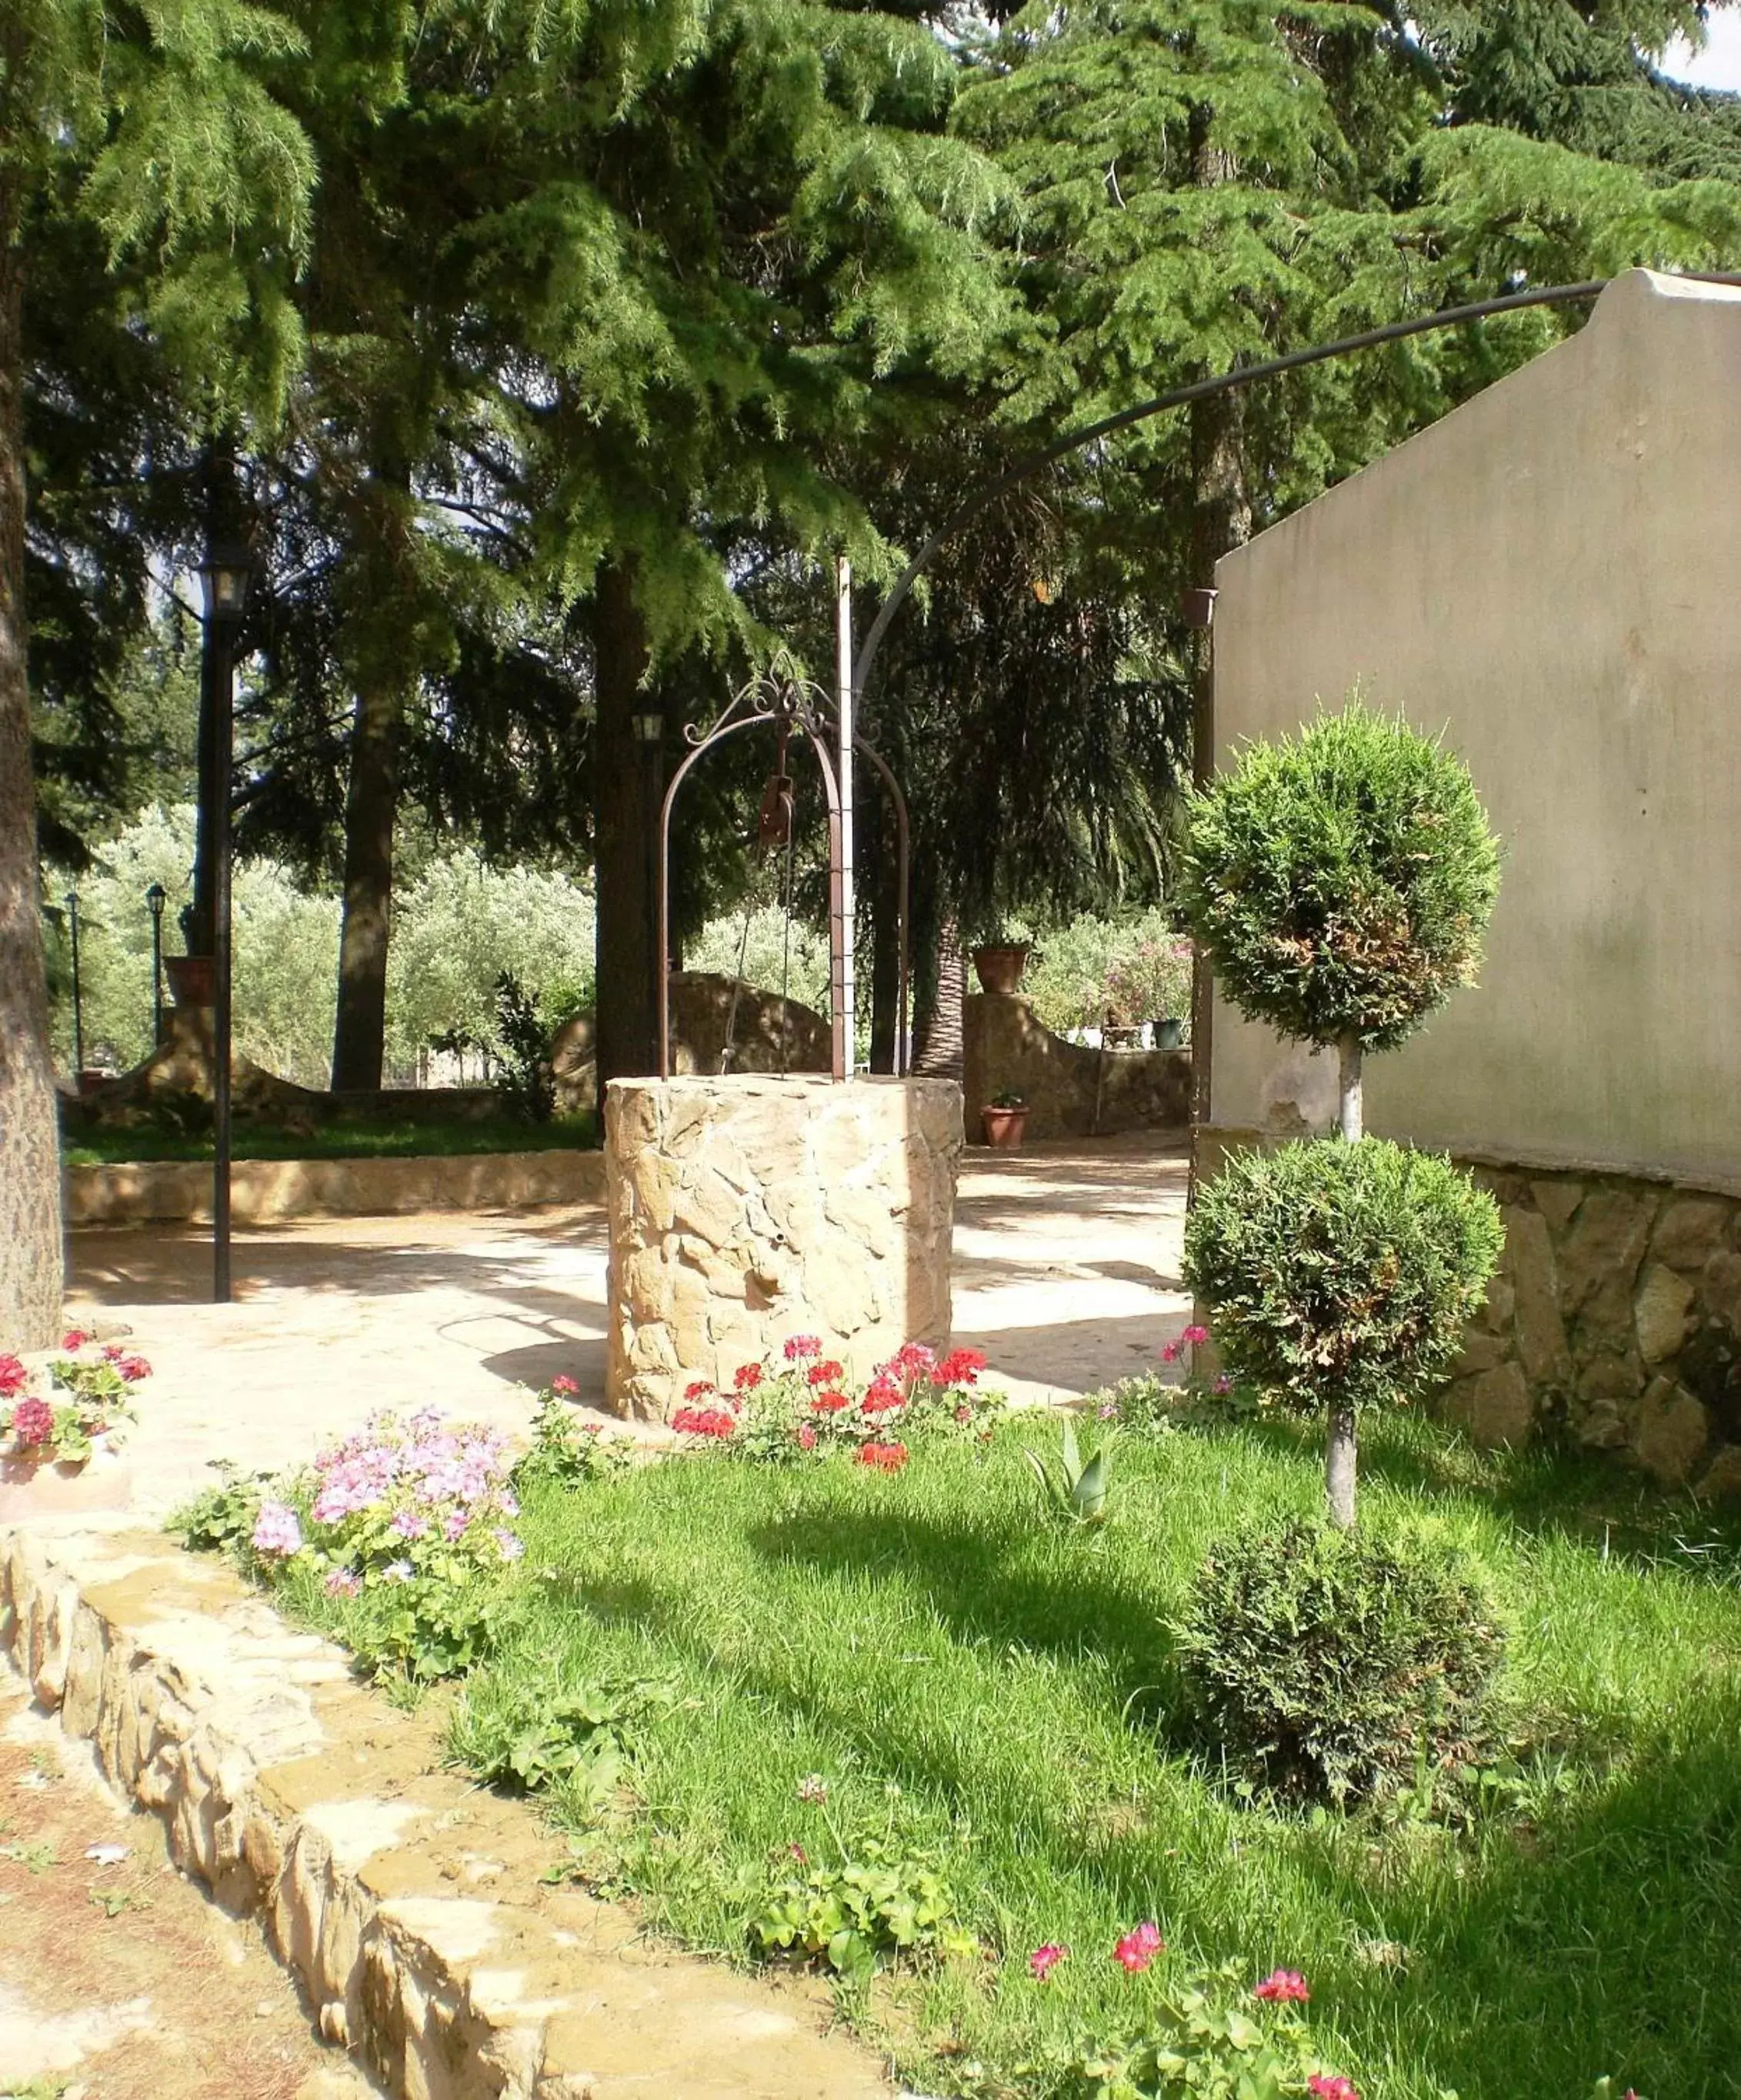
65,1147 -> 606,1227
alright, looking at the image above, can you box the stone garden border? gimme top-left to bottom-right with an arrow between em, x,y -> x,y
66,1149 -> 606,1228
0,1518 -> 890,2100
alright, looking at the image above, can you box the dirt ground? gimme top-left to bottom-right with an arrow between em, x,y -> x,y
0,1661 -> 372,2100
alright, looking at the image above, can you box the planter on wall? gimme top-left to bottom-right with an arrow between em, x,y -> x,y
0,1439 -> 132,1521
165,955 -> 216,1009
971,944 -> 1030,996
1154,1017 -> 1185,1050
980,1104 -> 1029,1150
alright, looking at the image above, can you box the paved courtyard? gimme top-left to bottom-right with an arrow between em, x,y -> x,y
64,1134 -> 1192,1518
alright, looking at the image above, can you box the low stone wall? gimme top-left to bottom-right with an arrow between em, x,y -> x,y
963,993 -> 1191,1143
554,974 -> 830,1113
0,1521 -> 888,2100
1196,1127 -> 1741,1495
67,1147 -> 605,1227
605,1075 -> 961,1420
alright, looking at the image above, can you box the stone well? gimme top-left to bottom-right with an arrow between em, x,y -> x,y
605,1074 -> 962,1421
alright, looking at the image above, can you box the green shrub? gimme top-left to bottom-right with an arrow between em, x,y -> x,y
750,1835 -> 978,1981
1184,1139 -> 1503,1424
1176,703 -> 1500,1054
1176,1516 -> 1506,1805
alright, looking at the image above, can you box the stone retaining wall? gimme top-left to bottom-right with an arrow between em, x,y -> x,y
605,1075 -> 960,1420
1197,1127 -> 1741,1496
963,993 -> 1190,1142
0,1521 -> 889,2100
67,1148 -> 606,1227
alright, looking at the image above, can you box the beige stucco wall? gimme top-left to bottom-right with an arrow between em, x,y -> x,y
1209,269 -> 1741,1194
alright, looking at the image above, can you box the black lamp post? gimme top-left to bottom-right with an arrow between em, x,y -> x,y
63,890 -> 84,1080
631,707 -> 665,1069
145,883 -> 168,1045
198,535 -> 252,1304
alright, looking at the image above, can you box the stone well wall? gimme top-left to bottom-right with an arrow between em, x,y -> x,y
605,1075 -> 961,1421
1196,1129 -> 1741,1497
963,993 -> 1192,1143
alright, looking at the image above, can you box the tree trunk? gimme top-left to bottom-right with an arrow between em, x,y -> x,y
0,233 -> 65,1347
330,672 -> 404,1090
189,445 -> 240,959
1185,110 -> 1252,1159
1337,1032 -> 1363,1141
1326,1404 -> 1357,1530
592,554 -> 656,1090
914,915 -> 963,1077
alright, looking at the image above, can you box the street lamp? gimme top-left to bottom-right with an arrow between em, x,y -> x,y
198,534 -> 252,1304
63,890 -> 84,1080
145,883 -> 168,1045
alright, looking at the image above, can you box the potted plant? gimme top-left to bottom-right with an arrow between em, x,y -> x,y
980,1090 -> 1029,1148
1153,1017 -> 1185,1050
970,938 -> 1030,997
0,1340 -> 148,1518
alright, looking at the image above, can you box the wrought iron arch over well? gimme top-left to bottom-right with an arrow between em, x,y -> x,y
656,655 -> 911,1082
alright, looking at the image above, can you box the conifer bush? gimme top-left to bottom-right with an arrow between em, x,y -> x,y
1177,1516 -> 1506,1806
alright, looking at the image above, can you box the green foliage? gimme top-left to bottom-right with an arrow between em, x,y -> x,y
1176,1516 -> 1507,1805
750,1835 -> 978,1981
1183,1139 -> 1503,1422
512,1391 -> 634,1492
1092,1374 -> 1182,1440
1023,1416 -> 1114,1525
1176,705 -> 1501,1053
1052,1963 -> 1339,2100
449,1675 -> 671,1809
492,971 -> 555,1123
166,1461 -> 272,1554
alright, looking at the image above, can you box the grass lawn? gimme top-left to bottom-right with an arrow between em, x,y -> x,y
279,1409 -> 1741,2100
62,1110 -> 596,1165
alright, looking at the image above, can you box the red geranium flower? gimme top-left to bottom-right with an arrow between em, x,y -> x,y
1113,1921 -> 1163,1972
862,1377 -> 904,1414
733,1362 -> 764,1393
806,1360 -> 844,1387
683,1380 -> 715,1402
115,1355 -> 152,1383
857,1441 -> 909,1473
1029,1942 -> 1068,1981
0,1355 -> 25,1397
62,1330 -> 88,1351
11,1397 -> 55,1448
889,1341 -> 936,1381
1254,1968 -> 1309,2003
672,1406 -> 737,1439
936,1347 -> 987,1386
812,1390 -> 850,1414
552,1374 -> 579,1396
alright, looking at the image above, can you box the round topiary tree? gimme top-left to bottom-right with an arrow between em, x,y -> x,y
1176,702 -> 1501,1140
1185,1139 -> 1503,1523
1178,702 -> 1505,1525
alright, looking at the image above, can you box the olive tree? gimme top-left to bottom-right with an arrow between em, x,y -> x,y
1178,703 -> 1504,1526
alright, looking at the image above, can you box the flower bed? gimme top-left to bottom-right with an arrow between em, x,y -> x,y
167,1370 -> 1740,2100
0,1333 -> 152,1513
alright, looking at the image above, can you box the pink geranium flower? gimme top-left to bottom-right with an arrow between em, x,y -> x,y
796,1424 -> 818,1450
783,1335 -> 822,1361
252,1501 -> 303,1558
1306,2078 -> 1360,2100
1254,1968 -> 1309,2003
551,1374 -> 579,1396
62,1330 -> 88,1351
1029,1942 -> 1069,1981
11,1397 -> 54,1448
1113,1921 -> 1163,1972
0,1355 -> 25,1397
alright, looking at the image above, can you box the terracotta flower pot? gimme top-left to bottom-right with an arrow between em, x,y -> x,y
165,955 -> 217,1009
971,943 -> 1030,996
0,1439 -> 133,1521
981,1105 -> 1029,1150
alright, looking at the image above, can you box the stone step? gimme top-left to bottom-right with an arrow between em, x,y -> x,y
0,1520 -> 892,2100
